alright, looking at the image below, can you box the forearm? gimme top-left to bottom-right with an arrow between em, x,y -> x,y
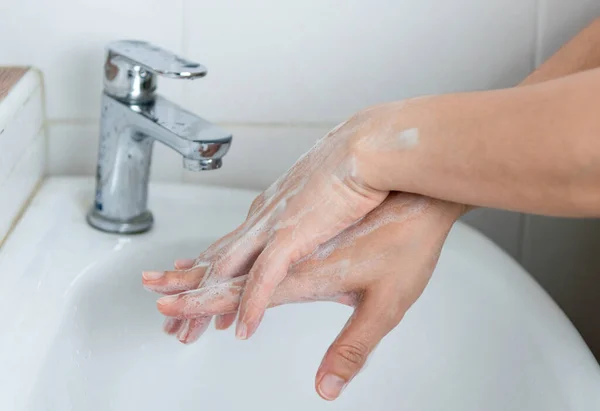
522,17 -> 600,86
458,18 -> 600,214
362,68 -> 600,217
360,18 -> 600,217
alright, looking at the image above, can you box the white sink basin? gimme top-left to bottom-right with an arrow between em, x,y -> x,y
1,177 -> 599,410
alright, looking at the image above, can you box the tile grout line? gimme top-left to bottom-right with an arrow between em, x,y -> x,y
46,118 -> 99,126
518,0 -> 542,264
47,118 -> 338,129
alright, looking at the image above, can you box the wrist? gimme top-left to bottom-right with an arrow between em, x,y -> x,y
460,204 -> 478,216
384,193 -> 463,231
387,197 -> 461,247
432,199 -> 465,226
350,97 -> 435,194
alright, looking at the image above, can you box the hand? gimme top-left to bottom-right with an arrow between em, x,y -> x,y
144,113 -> 397,341
153,193 -> 463,400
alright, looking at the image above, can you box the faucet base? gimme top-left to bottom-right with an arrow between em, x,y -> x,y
86,208 -> 154,234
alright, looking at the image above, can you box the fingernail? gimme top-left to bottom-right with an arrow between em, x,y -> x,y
142,271 -> 164,281
236,323 -> 248,340
177,320 -> 190,343
163,318 -> 181,335
174,259 -> 195,269
319,374 -> 346,400
157,295 -> 178,306
215,316 -> 226,330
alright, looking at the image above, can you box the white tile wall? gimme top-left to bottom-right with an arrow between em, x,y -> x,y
0,0 -> 185,119
47,122 -> 97,177
2,0 -> 600,357
9,0 -> 537,190
182,125 -> 330,189
182,0 -> 536,123
48,121 -> 186,182
537,0 -> 600,63
1,1 -> 537,123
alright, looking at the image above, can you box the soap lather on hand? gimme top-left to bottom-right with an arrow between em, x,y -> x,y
144,193 -> 463,401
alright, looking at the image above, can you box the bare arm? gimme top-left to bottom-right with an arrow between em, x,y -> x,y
522,17 -> 600,85
355,18 -> 600,217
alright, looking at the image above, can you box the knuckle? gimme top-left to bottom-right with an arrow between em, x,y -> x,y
332,341 -> 369,367
382,306 -> 405,328
209,256 -> 227,275
248,194 -> 265,215
245,295 -> 266,312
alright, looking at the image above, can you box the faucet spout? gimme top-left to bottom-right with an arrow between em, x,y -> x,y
127,95 -> 231,163
86,40 -> 232,234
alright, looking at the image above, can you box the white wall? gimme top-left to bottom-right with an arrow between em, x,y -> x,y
1,0 -> 600,357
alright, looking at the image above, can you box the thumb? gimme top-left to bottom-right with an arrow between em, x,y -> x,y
315,290 -> 403,401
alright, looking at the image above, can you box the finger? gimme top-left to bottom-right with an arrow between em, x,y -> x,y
215,313 -> 236,330
163,317 -> 183,335
236,243 -> 292,340
159,222 -> 264,340
315,291 -> 403,401
190,236 -> 263,335
157,277 -> 247,318
247,192 -> 266,217
165,227 -> 264,340
335,294 -> 357,307
172,247 -> 257,338
177,317 -> 211,344
142,265 -> 207,295
174,258 -> 196,270
157,261 -> 208,339
157,271 -> 348,319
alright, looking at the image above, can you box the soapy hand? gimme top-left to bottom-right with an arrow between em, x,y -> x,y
153,193 -> 463,400
144,114 -> 393,342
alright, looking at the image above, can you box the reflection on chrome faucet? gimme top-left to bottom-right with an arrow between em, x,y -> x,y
87,40 -> 232,234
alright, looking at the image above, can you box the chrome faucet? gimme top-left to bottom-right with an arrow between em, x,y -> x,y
87,40 -> 232,234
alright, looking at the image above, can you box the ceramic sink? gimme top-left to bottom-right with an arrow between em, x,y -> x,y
1,177 -> 599,410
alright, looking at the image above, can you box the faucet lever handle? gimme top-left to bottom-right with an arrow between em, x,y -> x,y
104,40 -> 207,103
107,40 -> 207,79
